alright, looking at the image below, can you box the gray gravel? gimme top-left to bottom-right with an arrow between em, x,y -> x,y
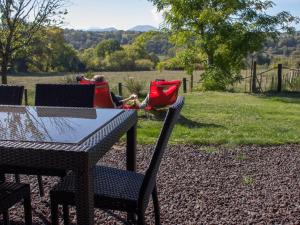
2,144 -> 300,225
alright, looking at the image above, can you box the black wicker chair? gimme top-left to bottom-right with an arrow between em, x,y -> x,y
34,83 -> 95,197
0,182 -> 32,225
0,85 -> 24,105
1,84 -> 95,197
0,85 -> 24,184
50,96 -> 184,225
35,83 -> 95,108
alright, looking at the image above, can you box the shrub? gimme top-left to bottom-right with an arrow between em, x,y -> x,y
286,76 -> 300,91
104,50 -> 135,71
134,59 -> 154,71
201,66 -> 231,91
156,57 -> 184,71
124,77 -> 146,96
85,71 -> 94,79
64,75 -> 77,84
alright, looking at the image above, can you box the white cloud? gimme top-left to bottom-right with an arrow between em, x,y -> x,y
151,7 -> 164,24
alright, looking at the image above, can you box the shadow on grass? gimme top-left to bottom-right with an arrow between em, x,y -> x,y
259,91 -> 300,104
178,115 -> 223,129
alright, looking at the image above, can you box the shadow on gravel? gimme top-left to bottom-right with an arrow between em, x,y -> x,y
178,115 -> 223,129
259,91 -> 300,104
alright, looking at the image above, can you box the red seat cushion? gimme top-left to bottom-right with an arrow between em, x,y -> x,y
79,80 -> 115,108
147,80 -> 181,110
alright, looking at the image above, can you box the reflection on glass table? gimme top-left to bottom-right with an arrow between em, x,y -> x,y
0,106 -> 123,144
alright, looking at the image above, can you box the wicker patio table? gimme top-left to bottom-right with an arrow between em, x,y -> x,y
0,105 -> 137,225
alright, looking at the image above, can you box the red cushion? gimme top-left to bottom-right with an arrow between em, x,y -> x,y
79,80 -> 115,108
147,80 -> 181,109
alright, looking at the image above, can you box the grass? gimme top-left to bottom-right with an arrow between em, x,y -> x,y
6,72 -> 300,146
199,146 -> 218,154
235,152 -> 248,161
242,176 -> 255,186
139,92 -> 300,145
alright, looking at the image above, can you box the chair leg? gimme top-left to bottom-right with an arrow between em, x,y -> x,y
63,205 -> 70,225
137,212 -> 145,225
37,175 -> 44,197
50,197 -> 59,225
0,173 -> 6,182
152,185 -> 161,225
3,211 -> 10,225
14,174 -> 21,183
23,195 -> 32,225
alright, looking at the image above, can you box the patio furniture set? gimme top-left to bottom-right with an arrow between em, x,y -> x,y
0,83 -> 184,225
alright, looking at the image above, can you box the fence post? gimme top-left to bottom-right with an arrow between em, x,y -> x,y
182,78 -> 187,93
24,89 -> 28,105
277,64 -> 282,92
251,61 -> 257,93
118,82 -> 123,96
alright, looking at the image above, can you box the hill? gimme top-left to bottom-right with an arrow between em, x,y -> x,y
128,25 -> 158,32
87,27 -> 118,32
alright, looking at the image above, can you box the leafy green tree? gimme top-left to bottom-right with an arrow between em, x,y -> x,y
176,49 -> 199,90
0,0 -> 67,84
13,27 -> 83,73
149,0 -> 299,90
96,39 -> 122,57
134,59 -> 154,71
104,50 -> 135,71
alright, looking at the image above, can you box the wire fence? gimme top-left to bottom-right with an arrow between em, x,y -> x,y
232,63 -> 300,93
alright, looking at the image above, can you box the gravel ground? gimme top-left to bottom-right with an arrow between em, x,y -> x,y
2,144 -> 300,225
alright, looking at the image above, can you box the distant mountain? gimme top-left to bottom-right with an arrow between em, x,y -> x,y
128,25 -> 158,32
87,27 -> 118,32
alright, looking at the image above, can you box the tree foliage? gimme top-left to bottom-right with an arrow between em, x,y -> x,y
0,0 -> 67,83
149,0 -> 299,90
13,27 -> 82,72
96,39 -> 122,57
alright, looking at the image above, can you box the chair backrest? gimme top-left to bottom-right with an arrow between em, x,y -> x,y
79,80 -> 115,108
138,96 -> 184,209
35,84 -> 95,108
0,85 -> 24,105
146,80 -> 181,110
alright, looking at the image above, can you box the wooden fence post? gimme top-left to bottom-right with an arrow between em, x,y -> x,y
24,89 -> 28,105
277,64 -> 282,92
251,61 -> 257,93
118,82 -> 123,96
182,78 -> 187,93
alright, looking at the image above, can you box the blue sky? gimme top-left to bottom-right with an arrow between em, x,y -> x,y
64,0 -> 300,30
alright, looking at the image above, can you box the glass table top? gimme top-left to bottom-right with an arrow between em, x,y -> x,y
0,106 -> 123,144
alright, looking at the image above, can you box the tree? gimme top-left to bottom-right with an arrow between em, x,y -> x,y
149,0 -> 299,90
0,0 -> 67,84
176,49 -> 199,90
96,39 -> 122,57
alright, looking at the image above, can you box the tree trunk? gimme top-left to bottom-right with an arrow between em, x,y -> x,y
1,60 -> 8,84
207,53 -> 214,66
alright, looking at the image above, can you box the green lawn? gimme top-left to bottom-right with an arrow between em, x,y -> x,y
6,73 -> 300,146
138,92 -> 300,145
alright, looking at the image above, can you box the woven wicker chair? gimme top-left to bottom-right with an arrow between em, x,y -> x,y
35,83 -> 95,108
1,84 -> 95,196
0,85 -> 24,105
0,182 -> 32,225
0,85 -> 24,185
34,83 -> 95,197
50,96 -> 184,225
